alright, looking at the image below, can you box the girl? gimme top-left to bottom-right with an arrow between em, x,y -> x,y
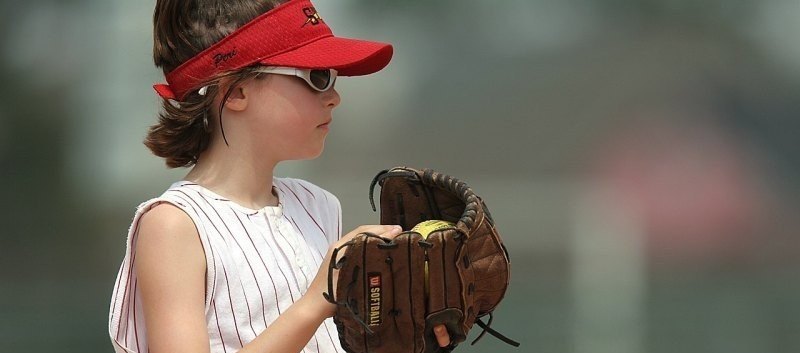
107,0 -> 451,352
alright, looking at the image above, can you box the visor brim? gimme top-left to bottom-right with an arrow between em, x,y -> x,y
260,36 -> 393,76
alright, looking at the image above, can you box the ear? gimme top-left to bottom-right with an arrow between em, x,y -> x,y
222,85 -> 248,112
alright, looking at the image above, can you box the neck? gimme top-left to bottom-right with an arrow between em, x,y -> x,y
184,137 -> 280,209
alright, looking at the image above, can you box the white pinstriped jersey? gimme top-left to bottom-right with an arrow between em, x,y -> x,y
108,178 -> 345,353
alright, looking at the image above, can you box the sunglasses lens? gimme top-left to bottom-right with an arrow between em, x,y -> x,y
309,69 -> 332,91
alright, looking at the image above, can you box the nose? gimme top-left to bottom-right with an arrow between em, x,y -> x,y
323,87 -> 341,109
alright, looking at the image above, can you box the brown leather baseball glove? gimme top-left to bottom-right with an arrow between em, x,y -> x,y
323,167 -> 519,353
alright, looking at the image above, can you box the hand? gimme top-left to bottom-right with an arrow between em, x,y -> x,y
307,225 -> 451,348
307,225 -> 403,317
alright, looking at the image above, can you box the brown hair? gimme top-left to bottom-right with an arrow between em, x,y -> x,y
145,0 -> 286,168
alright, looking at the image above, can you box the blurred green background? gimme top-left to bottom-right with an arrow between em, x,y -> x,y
1,0 -> 799,352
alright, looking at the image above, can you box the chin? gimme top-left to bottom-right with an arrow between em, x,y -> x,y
296,145 -> 326,160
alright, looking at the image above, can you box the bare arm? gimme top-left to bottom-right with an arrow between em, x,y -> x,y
135,203 -> 211,353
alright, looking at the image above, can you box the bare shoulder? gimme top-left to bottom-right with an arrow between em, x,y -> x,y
139,202 -> 196,235
136,202 -> 204,269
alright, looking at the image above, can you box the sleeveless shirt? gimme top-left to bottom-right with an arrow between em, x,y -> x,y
108,178 -> 345,353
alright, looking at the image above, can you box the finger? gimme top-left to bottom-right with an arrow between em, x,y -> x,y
379,225 -> 403,238
361,224 -> 402,234
347,225 -> 402,239
434,324 -> 450,347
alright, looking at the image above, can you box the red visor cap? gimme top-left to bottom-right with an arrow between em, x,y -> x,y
154,0 -> 393,101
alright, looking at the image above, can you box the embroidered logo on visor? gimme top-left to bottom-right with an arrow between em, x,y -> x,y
213,49 -> 238,67
302,6 -> 323,27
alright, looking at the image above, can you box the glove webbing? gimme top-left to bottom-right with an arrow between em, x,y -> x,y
369,168 -> 484,229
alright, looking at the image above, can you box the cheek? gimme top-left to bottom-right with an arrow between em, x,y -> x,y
265,87 -> 318,122
261,106 -> 320,151
248,82 -> 325,156
274,105 -> 316,134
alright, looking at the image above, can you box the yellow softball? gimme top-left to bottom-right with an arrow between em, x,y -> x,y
411,220 -> 455,239
411,220 -> 454,296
